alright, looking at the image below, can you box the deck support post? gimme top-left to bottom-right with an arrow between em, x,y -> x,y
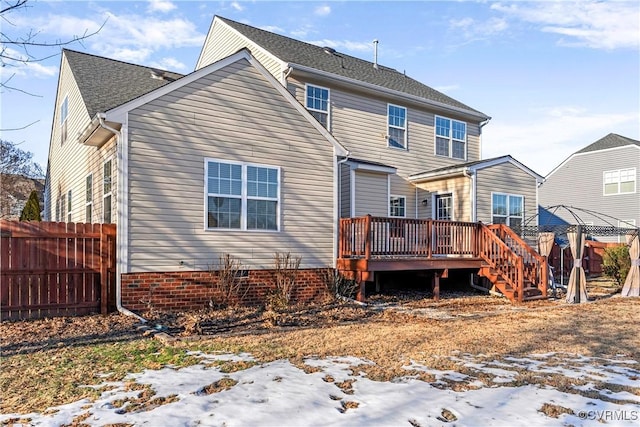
356,271 -> 366,302
431,271 -> 441,301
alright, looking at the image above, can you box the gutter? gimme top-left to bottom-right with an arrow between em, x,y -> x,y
97,113 -> 145,323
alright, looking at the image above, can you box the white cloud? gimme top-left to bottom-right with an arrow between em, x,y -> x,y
308,39 -> 371,53
17,11 -> 206,65
314,5 -> 331,17
147,0 -> 177,13
491,1 -> 640,50
149,57 -> 188,71
449,16 -> 508,42
230,2 -> 244,12
483,106 -> 639,175
0,47 -> 58,80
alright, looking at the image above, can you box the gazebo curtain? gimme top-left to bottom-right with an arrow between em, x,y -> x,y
538,232 -> 555,257
621,232 -> 640,297
566,227 -> 588,303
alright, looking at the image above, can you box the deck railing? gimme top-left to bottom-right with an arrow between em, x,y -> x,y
339,215 -> 478,259
338,216 -> 547,301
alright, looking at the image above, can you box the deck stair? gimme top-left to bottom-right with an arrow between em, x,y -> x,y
476,224 -> 547,302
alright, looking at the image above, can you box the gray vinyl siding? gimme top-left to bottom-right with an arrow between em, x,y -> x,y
197,20 -> 283,79
353,171 -> 388,217
475,163 -> 538,225
539,146 -> 640,242
340,163 -> 351,217
46,54 -> 118,224
126,58 -> 335,271
389,174 -> 417,218
287,76 -> 482,179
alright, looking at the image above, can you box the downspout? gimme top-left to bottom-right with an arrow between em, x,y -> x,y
281,65 -> 293,87
463,169 -> 476,222
97,113 -> 145,322
335,152 -> 351,265
478,117 -> 491,159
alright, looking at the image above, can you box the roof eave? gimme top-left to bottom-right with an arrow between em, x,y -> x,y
409,168 -> 468,183
288,63 -> 490,122
78,115 -> 120,147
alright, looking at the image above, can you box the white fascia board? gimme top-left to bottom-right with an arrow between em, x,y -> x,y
104,49 -> 348,158
289,63 -> 490,123
469,156 -> 545,183
409,168 -> 467,183
346,161 -> 396,174
545,144 -> 640,181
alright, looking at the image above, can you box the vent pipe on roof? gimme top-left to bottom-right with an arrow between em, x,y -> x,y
373,39 -> 379,69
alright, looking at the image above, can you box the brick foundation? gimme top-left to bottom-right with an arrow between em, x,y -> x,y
121,268 -> 332,312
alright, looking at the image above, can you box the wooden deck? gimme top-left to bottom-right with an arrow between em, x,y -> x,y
338,216 -> 547,303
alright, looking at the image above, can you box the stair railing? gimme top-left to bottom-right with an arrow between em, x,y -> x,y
477,223 -> 524,301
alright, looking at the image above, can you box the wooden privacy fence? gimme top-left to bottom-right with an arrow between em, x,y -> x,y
1,221 -> 116,321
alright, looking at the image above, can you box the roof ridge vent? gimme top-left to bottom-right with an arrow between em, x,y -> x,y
323,46 -> 337,55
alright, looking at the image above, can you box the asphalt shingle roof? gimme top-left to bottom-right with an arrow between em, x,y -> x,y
64,49 -> 184,118
575,133 -> 640,154
217,17 -> 487,118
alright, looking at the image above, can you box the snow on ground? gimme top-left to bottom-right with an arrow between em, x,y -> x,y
2,352 -> 639,426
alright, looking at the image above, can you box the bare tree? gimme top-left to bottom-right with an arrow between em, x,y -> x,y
1,139 -> 44,219
1,0 -> 104,126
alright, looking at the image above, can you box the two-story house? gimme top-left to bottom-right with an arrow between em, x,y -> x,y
45,16 -> 546,311
539,133 -> 639,243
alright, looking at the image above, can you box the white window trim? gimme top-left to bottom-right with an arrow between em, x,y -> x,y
305,83 -> 330,130
389,195 -> 407,218
491,191 -> 524,226
103,158 -> 113,224
204,158 -> 281,232
86,173 -> 93,223
603,168 -> 636,196
432,192 -> 454,221
60,94 -> 69,145
387,103 -> 407,150
67,189 -> 72,223
434,114 -> 467,160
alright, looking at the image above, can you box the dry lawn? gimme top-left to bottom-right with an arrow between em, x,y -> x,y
1,279 -> 639,415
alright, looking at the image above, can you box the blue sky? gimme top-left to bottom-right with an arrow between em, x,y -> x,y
1,0 -> 639,176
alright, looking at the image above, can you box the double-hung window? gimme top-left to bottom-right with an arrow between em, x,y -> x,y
206,159 -> 280,231
387,104 -> 407,149
389,196 -> 406,217
435,116 -> 466,160
306,84 -> 329,129
492,193 -> 523,229
60,193 -> 66,223
86,174 -> 93,223
60,96 -> 68,145
103,159 -> 112,223
604,168 -> 636,195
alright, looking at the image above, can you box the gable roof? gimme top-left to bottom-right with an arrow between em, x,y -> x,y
64,49 -> 184,118
409,155 -> 544,183
575,133 -> 640,154
215,17 -> 488,119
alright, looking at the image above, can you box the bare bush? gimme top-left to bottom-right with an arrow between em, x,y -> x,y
321,267 -> 358,300
268,252 -> 302,308
210,254 -> 248,308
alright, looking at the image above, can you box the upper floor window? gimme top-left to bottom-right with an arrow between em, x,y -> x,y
387,104 -> 407,149
435,116 -> 466,160
206,159 -> 280,231
60,96 -> 69,144
604,168 -> 636,195
306,84 -> 329,129
492,193 -> 523,229
103,159 -> 112,223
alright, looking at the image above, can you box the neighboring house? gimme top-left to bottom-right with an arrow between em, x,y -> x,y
539,133 -> 640,243
45,16 -> 545,310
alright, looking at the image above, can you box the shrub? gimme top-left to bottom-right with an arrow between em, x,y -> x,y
602,245 -> 630,288
210,254 -> 248,308
321,267 -> 358,300
20,190 -> 41,221
268,252 -> 301,308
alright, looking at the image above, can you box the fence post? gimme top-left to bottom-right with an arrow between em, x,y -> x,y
364,215 -> 372,260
